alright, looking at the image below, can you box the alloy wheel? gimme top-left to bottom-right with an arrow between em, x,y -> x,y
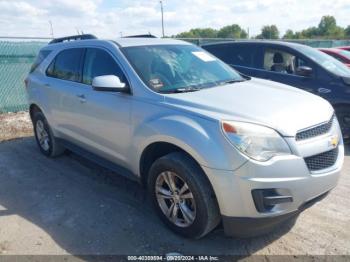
155,171 -> 196,227
36,120 -> 50,151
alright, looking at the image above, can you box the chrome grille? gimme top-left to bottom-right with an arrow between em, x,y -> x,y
304,147 -> 338,171
296,114 -> 335,141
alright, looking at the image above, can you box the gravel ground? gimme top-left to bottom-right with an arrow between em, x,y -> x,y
0,111 -> 32,142
0,112 -> 349,256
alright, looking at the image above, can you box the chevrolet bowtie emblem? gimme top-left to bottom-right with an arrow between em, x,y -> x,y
329,136 -> 339,148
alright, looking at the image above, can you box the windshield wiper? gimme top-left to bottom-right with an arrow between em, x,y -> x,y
220,79 -> 246,85
161,87 -> 201,93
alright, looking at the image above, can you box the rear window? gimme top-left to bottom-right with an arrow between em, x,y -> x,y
203,44 -> 255,67
30,50 -> 51,73
46,48 -> 84,82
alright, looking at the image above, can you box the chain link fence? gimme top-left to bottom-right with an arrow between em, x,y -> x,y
0,37 -> 350,113
0,38 -> 49,113
178,38 -> 350,47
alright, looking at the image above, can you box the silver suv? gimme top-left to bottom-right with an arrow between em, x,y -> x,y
26,35 -> 344,238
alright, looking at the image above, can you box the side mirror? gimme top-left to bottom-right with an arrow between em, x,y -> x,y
92,75 -> 128,92
296,66 -> 313,77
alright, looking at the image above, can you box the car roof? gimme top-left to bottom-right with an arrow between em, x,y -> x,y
43,37 -> 191,50
201,40 -> 307,49
114,37 -> 191,47
318,48 -> 341,52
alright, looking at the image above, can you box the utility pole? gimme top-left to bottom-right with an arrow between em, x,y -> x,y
160,1 -> 165,37
49,20 -> 54,38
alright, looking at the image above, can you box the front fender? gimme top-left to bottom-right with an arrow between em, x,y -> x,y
130,114 -> 247,176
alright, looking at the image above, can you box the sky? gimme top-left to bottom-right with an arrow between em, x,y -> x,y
0,0 -> 349,39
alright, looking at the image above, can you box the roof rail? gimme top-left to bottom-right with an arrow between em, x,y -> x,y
123,34 -> 157,38
49,34 -> 97,44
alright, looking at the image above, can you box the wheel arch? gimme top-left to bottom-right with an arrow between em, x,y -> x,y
29,103 -> 43,121
139,141 -> 204,187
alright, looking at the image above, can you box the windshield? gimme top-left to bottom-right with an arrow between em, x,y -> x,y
296,45 -> 350,77
339,50 -> 350,60
121,44 -> 244,93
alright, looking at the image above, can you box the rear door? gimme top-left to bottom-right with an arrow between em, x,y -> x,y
45,47 -> 86,140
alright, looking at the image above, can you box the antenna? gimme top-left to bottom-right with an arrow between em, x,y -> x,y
49,20 -> 54,38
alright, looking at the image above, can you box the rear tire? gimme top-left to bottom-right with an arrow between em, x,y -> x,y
335,106 -> 350,141
33,111 -> 65,157
148,152 -> 220,239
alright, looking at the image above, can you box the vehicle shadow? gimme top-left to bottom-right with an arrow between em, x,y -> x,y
0,137 -> 302,257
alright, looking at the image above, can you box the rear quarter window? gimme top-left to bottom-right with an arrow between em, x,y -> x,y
30,50 -> 52,73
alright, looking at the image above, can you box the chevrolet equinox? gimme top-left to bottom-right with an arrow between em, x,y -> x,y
25,35 -> 344,238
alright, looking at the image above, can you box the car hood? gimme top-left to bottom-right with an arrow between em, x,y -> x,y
162,78 -> 334,137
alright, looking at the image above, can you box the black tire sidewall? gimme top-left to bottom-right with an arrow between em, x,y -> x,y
33,112 -> 53,157
148,153 -> 216,238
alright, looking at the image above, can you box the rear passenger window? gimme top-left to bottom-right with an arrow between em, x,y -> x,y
225,45 -> 254,67
46,48 -> 84,82
83,48 -> 126,85
204,44 -> 254,67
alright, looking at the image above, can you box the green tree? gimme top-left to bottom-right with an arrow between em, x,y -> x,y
283,29 -> 295,39
318,16 -> 337,35
176,28 -> 218,38
317,15 -> 344,39
300,26 -> 319,38
256,25 -> 279,39
345,26 -> 350,38
217,24 -> 248,39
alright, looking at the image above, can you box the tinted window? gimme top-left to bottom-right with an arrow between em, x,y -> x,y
30,50 -> 52,73
46,48 -> 84,82
204,44 -> 254,67
83,48 -> 126,85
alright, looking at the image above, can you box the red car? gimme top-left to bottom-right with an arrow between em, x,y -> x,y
337,46 -> 350,52
319,48 -> 350,68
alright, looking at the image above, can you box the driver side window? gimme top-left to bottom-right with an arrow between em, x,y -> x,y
83,48 -> 127,85
263,48 -> 307,75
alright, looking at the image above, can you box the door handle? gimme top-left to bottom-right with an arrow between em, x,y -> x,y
318,88 -> 331,94
76,94 -> 86,103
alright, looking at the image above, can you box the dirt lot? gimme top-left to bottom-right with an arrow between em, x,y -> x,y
0,112 -> 349,256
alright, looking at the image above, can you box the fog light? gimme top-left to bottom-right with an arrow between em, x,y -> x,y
252,189 -> 293,213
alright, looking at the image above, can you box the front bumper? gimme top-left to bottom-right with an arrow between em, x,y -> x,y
201,143 -> 344,237
222,191 -> 328,237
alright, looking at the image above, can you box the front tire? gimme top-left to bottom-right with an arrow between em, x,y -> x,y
33,111 -> 65,157
148,152 -> 220,239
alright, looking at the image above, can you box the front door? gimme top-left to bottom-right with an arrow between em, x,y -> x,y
259,46 -> 318,94
72,47 -> 132,168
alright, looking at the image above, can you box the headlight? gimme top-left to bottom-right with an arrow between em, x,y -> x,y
221,121 -> 291,161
